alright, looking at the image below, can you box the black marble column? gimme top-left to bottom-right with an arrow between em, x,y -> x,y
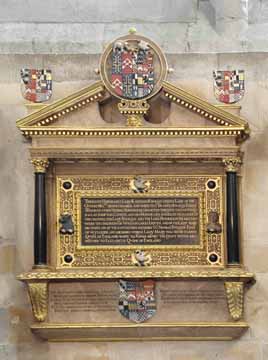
32,159 -> 49,267
224,159 -> 241,265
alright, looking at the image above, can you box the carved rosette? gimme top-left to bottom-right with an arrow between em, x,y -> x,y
223,158 -> 242,172
224,281 -> 244,321
118,99 -> 150,127
28,282 -> 48,322
31,158 -> 49,173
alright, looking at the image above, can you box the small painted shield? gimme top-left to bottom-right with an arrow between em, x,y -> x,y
213,70 -> 245,104
118,280 -> 156,323
20,69 -> 52,103
111,40 -> 154,99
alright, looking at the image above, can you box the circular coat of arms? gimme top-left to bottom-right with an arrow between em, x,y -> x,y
99,33 -> 168,101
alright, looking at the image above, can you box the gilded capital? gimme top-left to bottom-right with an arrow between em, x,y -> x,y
31,158 -> 49,173
223,158 -> 242,172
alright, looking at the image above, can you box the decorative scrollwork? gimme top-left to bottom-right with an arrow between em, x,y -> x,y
28,282 -> 48,322
224,281 -> 244,321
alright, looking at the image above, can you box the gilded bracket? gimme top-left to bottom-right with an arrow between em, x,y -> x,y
224,281 -> 244,321
118,99 -> 150,127
27,282 -> 48,322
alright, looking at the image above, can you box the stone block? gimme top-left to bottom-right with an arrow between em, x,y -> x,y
210,0 -> 247,19
262,343 -> 268,360
0,0 -> 197,23
246,300 -> 268,341
0,245 -> 15,273
0,345 -> 16,360
242,159 -> 268,243
249,0 -> 268,24
0,274 -> 26,308
246,273 -> 268,304
0,309 -> 10,343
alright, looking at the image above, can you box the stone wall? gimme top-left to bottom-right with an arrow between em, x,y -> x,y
0,1 -> 268,359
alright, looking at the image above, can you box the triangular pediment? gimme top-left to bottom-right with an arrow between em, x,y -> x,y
16,80 -> 249,142
16,81 -> 105,128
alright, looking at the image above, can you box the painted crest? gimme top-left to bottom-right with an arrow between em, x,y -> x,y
118,280 -> 156,323
20,69 -> 52,103
111,40 -> 154,99
213,70 -> 245,104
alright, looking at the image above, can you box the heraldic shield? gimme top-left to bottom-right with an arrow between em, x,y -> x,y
213,70 -> 245,104
111,40 -> 154,99
118,280 -> 156,323
20,69 -> 52,103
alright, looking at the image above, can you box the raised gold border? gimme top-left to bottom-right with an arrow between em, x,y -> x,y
56,175 -> 224,269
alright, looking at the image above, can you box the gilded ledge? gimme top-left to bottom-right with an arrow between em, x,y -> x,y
17,269 -> 255,285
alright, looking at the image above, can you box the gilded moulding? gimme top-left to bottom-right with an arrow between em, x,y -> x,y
18,269 -> 255,284
20,126 -> 245,139
224,282 -> 244,321
29,147 -> 242,161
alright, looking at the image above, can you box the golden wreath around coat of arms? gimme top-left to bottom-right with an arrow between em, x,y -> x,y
99,30 -> 168,102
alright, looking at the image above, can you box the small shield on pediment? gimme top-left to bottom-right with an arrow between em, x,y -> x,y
118,280 -> 156,323
213,70 -> 245,104
20,69 -> 52,103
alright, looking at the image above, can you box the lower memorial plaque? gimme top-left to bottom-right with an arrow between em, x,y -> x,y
48,281 -> 229,323
81,197 -> 200,246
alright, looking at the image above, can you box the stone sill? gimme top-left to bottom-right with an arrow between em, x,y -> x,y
31,322 -> 249,341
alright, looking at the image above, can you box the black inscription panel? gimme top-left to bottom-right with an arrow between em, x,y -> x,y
81,197 -> 200,246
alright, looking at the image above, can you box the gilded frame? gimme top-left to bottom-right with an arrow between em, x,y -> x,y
56,175 -> 224,269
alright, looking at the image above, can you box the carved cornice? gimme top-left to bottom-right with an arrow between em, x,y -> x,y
19,126 -> 245,139
225,282 -> 244,321
16,81 -> 105,128
28,282 -> 48,322
29,147 -> 241,161
223,157 -> 242,172
162,81 -> 249,129
15,80 -> 250,142
31,158 -> 49,173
